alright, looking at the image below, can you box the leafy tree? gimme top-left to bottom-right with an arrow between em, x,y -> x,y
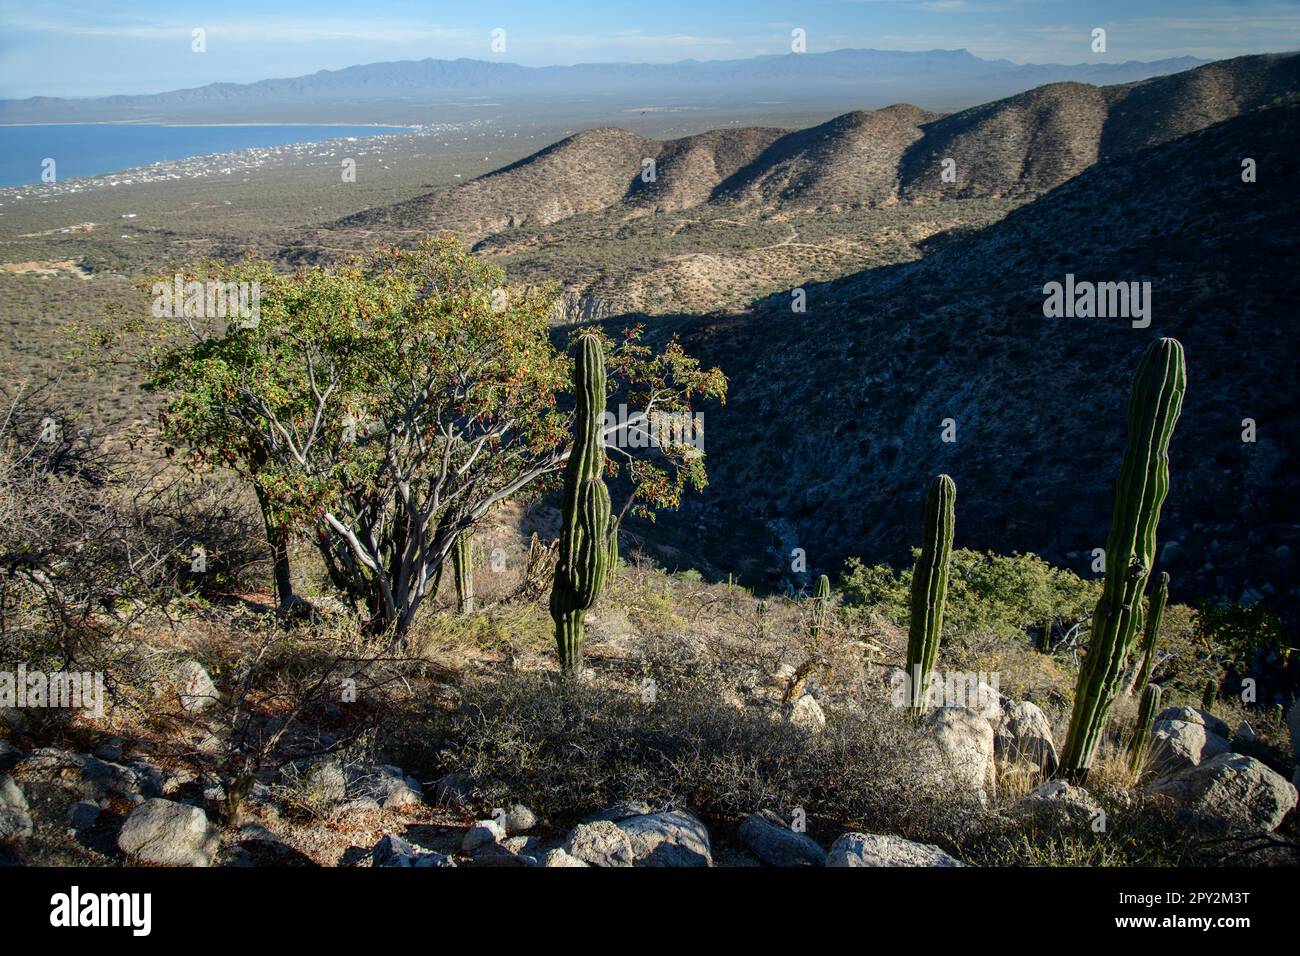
841,549 -> 1099,645
124,238 -> 726,639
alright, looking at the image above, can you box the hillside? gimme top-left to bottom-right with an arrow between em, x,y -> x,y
299,53 -> 1300,323
654,97 -> 1300,617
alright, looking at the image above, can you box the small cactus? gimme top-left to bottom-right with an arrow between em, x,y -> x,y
1201,677 -> 1217,713
905,475 -> 956,716
1060,338 -> 1186,780
453,530 -> 474,614
810,573 -> 831,641
549,335 -> 618,676
1038,615 -> 1053,653
1131,572 -> 1170,694
1129,682 -> 1163,776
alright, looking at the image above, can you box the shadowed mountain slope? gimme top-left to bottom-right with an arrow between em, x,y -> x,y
659,97 -> 1300,613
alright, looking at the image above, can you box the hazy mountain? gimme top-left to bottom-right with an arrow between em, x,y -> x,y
0,48 -> 1210,124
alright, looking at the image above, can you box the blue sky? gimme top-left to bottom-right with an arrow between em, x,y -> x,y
2,0 -> 1298,98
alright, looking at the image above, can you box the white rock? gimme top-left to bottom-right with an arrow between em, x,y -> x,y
461,818 -> 506,853
117,798 -> 220,866
785,695 -> 826,733
615,810 -> 712,867
928,706 -> 996,800
0,775 -> 34,839
563,820 -> 635,867
995,700 -> 1059,773
1015,780 -> 1102,828
827,832 -> 963,867
173,659 -> 217,713
1149,714 -> 1232,779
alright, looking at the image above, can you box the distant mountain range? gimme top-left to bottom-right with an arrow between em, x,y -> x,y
0,49 -> 1211,124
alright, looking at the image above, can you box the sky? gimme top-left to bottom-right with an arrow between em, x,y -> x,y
1,0 -> 1298,98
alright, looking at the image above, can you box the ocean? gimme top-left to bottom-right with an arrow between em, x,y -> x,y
0,123 -> 413,187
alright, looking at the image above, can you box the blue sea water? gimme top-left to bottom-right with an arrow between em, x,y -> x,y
0,123 -> 413,187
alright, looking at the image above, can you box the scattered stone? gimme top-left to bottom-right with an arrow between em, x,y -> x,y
539,848 -> 589,867
1149,711 -> 1232,778
354,765 -> 424,809
0,774 -> 34,839
827,832 -> 963,867
372,833 -> 456,868
117,798 -> 220,866
16,748 -> 159,803
502,835 -> 541,856
302,760 -> 348,804
173,659 -> 218,713
785,695 -> 826,733
1015,780 -> 1102,828
737,810 -> 826,867
461,818 -> 506,853
503,803 -> 537,834
67,800 -> 101,830
93,739 -> 124,762
995,700 -> 1058,773
616,810 -> 712,867
563,820 -> 635,867
928,706 -> 996,799
1149,752 -> 1298,832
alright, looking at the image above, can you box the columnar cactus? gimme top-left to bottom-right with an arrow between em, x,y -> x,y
905,475 -> 956,716
549,334 -> 618,676
1201,677 -> 1217,713
1038,615 -> 1053,653
1128,682 -> 1163,776
1131,572 -> 1170,694
453,530 -> 474,615
1060,338 -> 1186,779
811,573 -> 831,641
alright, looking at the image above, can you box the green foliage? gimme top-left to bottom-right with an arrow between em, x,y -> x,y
905,475 -> 955,716
841,549 -> 1098,645
1061,338 -> 1186,779
122,239 -> 724,638
550,335 -> 619,675
1195,602 -> 1285,669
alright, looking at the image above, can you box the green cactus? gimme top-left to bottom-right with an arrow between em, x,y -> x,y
1038,615 -> 1053,653
1201,678 -> 1217,713
453,530 -> 474,615
549,334 -> 618,676
905,475 -> 956,716
1131,572 -> 1170,694
811,573 -> 831,641
1129,682 -> 1164,776
1060,338 -> 1186,780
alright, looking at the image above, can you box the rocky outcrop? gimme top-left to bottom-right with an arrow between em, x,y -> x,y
1015,780 -> 1102,828
927,706 -> 996,800
994,700 -> 1058,773
563,808 -> 712,867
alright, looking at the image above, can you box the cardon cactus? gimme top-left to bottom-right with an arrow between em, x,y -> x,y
1128,682 -> 1164,776
1130,572 -> 1170,694
453,530 -> 474,615
549,335 -> 618,675
1060,338 -> 1186,779
1201,677 -> 1217,713
810,574 -> 831,641
905,475 -> 956,716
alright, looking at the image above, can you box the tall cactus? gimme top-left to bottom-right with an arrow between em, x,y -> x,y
1201,677 -> 1217,713
453,530 -> 474,614
1128,682 -> 1163,776
810,573 -> 831,642
1130,572 -> 1170,695
549,334 -> 618,676
1060,338 -> 1186,779
905,475 -> 956,716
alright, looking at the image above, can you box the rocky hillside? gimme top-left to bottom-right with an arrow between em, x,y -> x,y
659,96 -> 1300,616
326,52 -> 1299,242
